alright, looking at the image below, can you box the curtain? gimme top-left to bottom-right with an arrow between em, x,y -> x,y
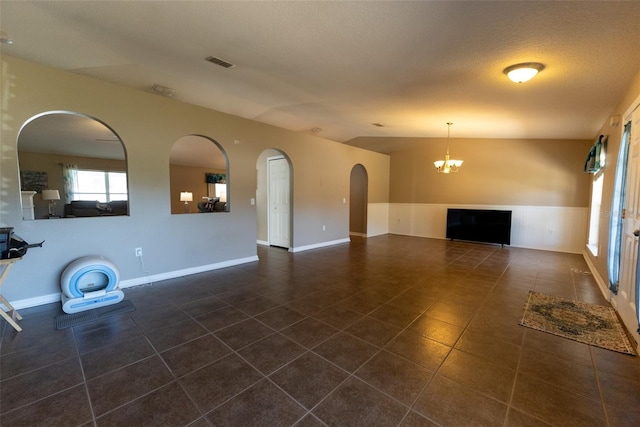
607,122 -> 631,293
584,135 -> 606,173
62,163 -> 78,203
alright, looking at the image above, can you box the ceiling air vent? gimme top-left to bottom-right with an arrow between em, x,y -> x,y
205,56 -> 235,69
150,84 -> 175,97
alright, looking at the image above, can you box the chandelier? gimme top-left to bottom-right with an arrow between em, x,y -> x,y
434,122 -> 463,173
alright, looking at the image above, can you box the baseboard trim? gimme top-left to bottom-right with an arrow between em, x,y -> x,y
7,293 -> 62,310
7,255 -> 259,310
582,250 -> 611,302
256,240 -> 269,246
349,232 -> 367,237
290,238 -> 350,253
119,255 -> 259,288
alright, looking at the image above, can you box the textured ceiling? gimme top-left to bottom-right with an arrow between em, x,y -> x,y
2,1 -> 640,153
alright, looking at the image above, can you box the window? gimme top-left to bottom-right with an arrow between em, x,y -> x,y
585,134 -> 607,256
74,170 -> 128,202
607,121 -> 632,293
587,172 -> 604,255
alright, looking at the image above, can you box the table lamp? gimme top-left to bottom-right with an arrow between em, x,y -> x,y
180,191 -> 193,213
42,189 -> 60,217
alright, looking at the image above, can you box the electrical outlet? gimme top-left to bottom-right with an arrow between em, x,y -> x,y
135,247 -> 142,257
322,225 -> 326,231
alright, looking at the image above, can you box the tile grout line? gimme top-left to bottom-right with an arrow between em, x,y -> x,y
0,239 -> 623,426
72,326 -> 100,426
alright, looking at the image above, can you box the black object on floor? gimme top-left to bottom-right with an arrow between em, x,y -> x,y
55,300 -> 136,330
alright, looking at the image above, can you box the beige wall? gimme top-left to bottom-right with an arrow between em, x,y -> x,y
0,55 -> 390,305
347,137 -> 592,207
169,164 -> 225,214
6,50 -> 630,307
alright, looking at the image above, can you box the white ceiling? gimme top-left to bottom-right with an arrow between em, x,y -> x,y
2,1 -> 640,154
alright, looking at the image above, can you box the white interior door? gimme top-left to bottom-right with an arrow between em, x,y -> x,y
614,106 -> 640,346
268,156 -> 290,248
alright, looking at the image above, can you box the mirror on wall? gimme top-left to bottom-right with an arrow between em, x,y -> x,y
18,112 -> 128,220
169,135 -> 228,214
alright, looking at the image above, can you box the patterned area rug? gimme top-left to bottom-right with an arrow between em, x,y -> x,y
519,291 -> 636,355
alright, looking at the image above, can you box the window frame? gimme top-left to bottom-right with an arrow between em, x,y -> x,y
73,168 -> 128,202
587,171 -> 604,256
607,121 -> 632,293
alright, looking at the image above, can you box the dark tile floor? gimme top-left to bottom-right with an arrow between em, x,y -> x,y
1,235 -> 640,426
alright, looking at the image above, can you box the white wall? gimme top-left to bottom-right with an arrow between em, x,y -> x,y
388,203 -> 588,253
367,203 -> 390,237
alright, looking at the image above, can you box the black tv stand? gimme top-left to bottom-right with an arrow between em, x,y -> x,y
446,208 -> 512,246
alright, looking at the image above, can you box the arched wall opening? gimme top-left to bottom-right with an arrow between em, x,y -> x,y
17,111 -> 129,220
169,135 -> 229,214
350,163 -> 368,236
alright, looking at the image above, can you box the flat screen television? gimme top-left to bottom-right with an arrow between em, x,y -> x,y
446,208 -> 512,246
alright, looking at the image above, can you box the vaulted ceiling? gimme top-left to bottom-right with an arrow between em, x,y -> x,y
2,1 -> 639,153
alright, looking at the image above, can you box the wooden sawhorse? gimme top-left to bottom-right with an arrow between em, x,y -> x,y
0,258 -> 23,332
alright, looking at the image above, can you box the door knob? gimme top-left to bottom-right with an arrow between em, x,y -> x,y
634,229 -> 640,237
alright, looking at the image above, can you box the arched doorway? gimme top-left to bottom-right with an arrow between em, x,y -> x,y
256,149 -> 293,249
350,164 -> 368,237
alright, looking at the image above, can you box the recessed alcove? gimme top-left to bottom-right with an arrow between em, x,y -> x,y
169,135 -> 229,214
17,112 -> 128,219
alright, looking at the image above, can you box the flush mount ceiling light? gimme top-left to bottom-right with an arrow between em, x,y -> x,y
434,122 -> 463,174
503,62 -> 545,83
